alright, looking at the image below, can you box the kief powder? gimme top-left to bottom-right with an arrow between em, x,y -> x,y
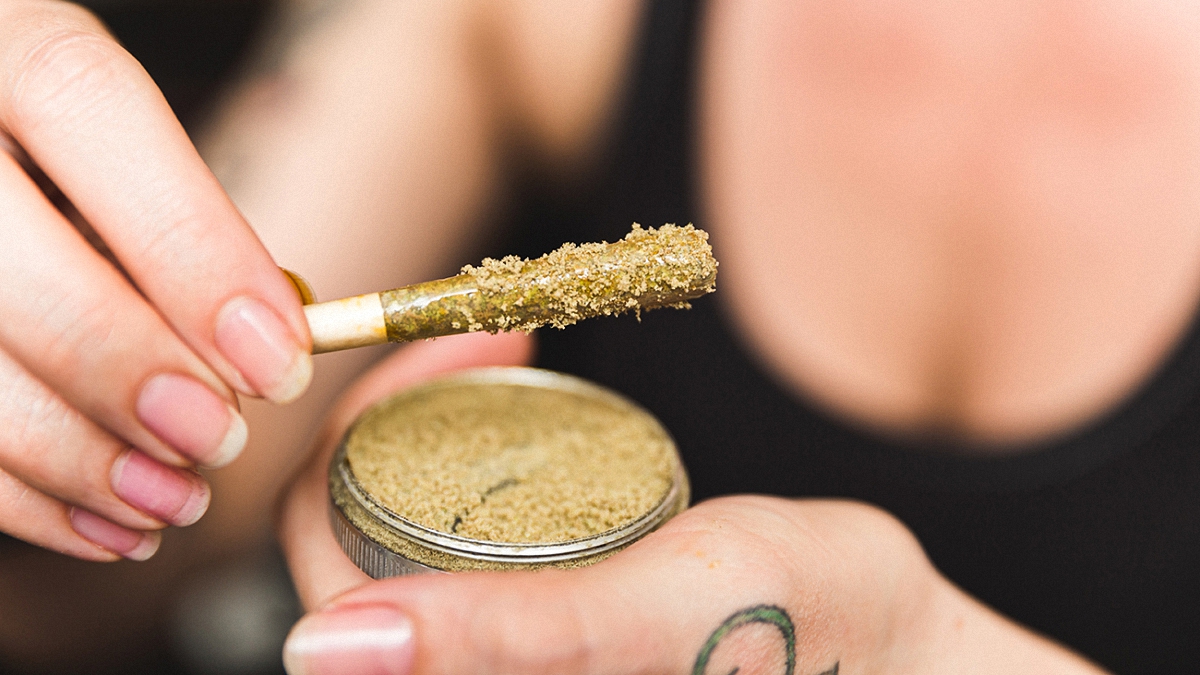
329,367 -> 689,576
379,223 -> 718,342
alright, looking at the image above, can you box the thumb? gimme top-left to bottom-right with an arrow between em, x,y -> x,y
281,563 -> 684,675
280,500 -> 828,675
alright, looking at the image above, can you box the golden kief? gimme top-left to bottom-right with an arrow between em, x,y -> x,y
303,223 -> 718,353
330,368 -> 690,574
350,381 -> 675,542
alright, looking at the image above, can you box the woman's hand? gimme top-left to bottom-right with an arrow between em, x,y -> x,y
0,0 -> 312,561
277,331 -> 1104,675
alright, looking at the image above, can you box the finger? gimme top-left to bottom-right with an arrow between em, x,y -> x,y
282,500 -> 826,675
0,468 -> 159,562
0,346 -> 211,530
0,125 -> 33,175
280,533 -> 713,675
0,152 -> 247,469
286,569 -> 682,675
278,440 -> 371,612
278,331 -> 536,609
0,2 -> 312,402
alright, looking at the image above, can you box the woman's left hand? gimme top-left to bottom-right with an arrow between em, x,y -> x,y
276,331 -> 1104,675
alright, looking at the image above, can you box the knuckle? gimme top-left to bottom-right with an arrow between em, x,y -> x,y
0,360 -> 113,499
129,205 -> 210,273
0,353 -> 70,452
803,499 -> 934,583
468,579 -> 597,674
837,499 -> 924,553
5,14 -> 134,132
10,389 -> 72,454
0,468 -> 72,553
30,287 -> 124,380
0,466 -> 34,508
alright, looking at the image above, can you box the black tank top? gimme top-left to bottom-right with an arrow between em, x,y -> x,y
498,1 -> 1200,672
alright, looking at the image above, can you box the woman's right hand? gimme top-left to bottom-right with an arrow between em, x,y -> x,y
0,0 -> 313,561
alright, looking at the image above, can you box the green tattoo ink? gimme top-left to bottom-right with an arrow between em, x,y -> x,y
691,605 -> 838,675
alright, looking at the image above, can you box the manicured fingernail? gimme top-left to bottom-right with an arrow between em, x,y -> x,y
137,373 -> 248,468
215,296 -> 313,404
111,450 -> 211,527
69,508 -> 161,561
283,605 -> 415,675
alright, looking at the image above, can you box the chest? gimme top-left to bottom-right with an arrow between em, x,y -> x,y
700,0 -> 1200,447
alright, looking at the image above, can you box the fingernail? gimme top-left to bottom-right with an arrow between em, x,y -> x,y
283,605 -> 415,675
137,373 -> 248,468
111,450 -> 211,527
215,296 -> 313,404
69,508 -> 161,561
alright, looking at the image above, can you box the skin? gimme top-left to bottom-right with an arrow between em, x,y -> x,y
276,331 -> 1103,675
703,0 -> 1200,445
2,0 -> 1197,670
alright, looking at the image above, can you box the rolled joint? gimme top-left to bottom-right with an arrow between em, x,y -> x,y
381,275 -> 483,342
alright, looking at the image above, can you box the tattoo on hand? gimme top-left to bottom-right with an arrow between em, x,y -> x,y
692,605 -> 839,675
